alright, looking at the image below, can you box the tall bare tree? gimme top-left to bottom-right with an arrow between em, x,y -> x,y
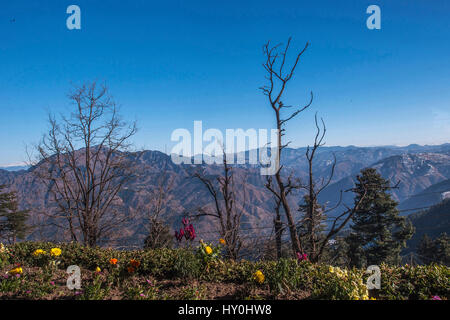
261,37 -> 313,257
33,82 -> 137,246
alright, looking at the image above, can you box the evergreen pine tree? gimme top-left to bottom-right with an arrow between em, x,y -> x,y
417,234 -> 436,264
435,233 -> 450,266
0,186 -> 31,243
345,168 -> 414,267
418,233 -> 450,266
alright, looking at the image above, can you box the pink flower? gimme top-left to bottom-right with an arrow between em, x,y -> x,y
175,218 -> 196,242
296,252 -> 308,262
175,228 -> 185,242
184,224 -> 196,241
432,296 -> 441,300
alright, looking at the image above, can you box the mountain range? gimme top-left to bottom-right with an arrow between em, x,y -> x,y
0,143 -> 449,248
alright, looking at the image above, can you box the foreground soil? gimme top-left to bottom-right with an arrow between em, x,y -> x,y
0,265 -> 310,300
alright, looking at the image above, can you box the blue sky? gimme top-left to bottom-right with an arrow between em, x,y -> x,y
0,0 -> 449,165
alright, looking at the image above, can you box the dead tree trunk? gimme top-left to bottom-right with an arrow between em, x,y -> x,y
261,38 -> 313,257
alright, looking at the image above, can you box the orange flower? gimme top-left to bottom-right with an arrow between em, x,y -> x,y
219,238 -> 226,245
130,259 -> 140,268
127,266 -> 135,273
109,258 -> 118,265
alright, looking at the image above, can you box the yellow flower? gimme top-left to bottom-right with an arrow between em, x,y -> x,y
328,266 -> 335,273
33,249 -> 46,256
9,267 -> 23,275
219,238 -> 226,245
253,270 -> 265,284
50,248 -> 62,257
0,243 -> 7,253
95,267 -> 101,273
205,246 -> 213,255
370,297 -> 377,300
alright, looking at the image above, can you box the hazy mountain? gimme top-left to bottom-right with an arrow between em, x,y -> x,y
399,179 -> 450,215
317,152 -> 450,218
0,143 -> 449,247
0,165 -> 29,172
405,199 -> 450,252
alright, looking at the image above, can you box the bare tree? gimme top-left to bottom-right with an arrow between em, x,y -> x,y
193,155 -> 245,260
143,170 -> 175,249
273,196 -> 284,260
298,113 -> 373,262
298,113 -> 336,262
33,82 -> 137,246
261,37 -> 313,257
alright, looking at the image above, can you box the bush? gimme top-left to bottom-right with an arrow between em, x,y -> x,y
379,264 -> 449,300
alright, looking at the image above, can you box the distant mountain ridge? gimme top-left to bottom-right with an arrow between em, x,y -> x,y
0,143 -> 449,247
0,165 -> 29,172
399,179 -> 450,214
405,199 -> 450,253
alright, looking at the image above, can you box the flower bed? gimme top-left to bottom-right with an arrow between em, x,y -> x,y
0,241 -> 448,300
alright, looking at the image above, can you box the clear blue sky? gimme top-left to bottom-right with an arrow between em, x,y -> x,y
0,0 -> 449,166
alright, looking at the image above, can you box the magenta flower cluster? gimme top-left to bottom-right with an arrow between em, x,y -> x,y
175,217 -> 196,242
296,252 -> 308,262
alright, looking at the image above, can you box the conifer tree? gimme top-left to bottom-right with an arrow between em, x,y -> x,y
0,185 -> 31,243
417,233 -> 450,266
345,168 -> 414,267
417,234 -> 436,264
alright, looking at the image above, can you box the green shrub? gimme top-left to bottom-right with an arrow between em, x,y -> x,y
379,264 -> 449,300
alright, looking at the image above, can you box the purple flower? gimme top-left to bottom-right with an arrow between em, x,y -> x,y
140,293 -> 146,297
175,228 -> 185,242
296,252 -> 308,262
184,224 -> 196,241
175,218 -> 196,242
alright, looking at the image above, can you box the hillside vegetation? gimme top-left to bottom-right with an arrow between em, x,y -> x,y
408,199 -> 450,250
0,241 -> 448,300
